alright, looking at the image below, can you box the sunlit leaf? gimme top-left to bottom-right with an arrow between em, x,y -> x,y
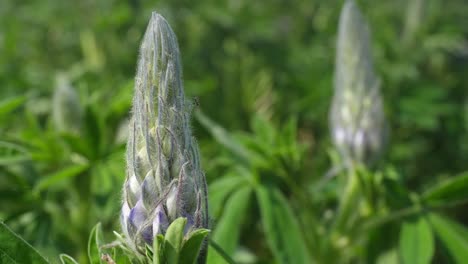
399,216 -> 434,264
209,175 -> 247,217
33,164 -> 90,193
256,185 -> 311,264
59,254 -> 79,264
207,186 -> 252,264
0,222 -> 49,264
164,217 -> 187,264
428,213 -> 468,264
0,96 -> 26,117
422,172 -> 468,205
179,229 -> 210,264
195,111 -> 254,164
88,223 -> 104,264
0,141 -> 30,165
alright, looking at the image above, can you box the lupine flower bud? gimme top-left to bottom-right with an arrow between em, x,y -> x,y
121,12 -> 209,256
330,0 -> 387,165
52,73 -> 83,133
403,0 -> 425,45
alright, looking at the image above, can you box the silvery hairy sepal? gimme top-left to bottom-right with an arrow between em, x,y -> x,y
121,12 -> 209,259
330,0 -> 387,166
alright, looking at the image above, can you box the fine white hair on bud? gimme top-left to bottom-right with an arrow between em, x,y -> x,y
330,0 -> 387,165
121,12 -> 209,257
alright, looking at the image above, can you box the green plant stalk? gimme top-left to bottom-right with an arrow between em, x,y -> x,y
76,171 -> 92,263
209,239 -> 237,264
334,168 -> 361,234
363,198 -> 468,231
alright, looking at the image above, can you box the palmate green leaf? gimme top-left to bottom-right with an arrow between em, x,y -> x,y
0,96 -> 26,117
110,248 -> 133,264
88,223 -> 104,264
399,216 -> 434,264
164,217 -> 187,264
256,185 -> 311,264
61,133 -> 92,158
0,222 -> 49,264
59,254 -> 79,264
209,175 -> 247,218
376,248 -> 399,264
195,111 -> 254,164
109,231 -> 138,263
422,171 -> 468,205
208,241 -> 236,264
179,229 -> 210,264
208,186 -> 252,264
83,106 -> 104,160
0,140 -> 30,165
277,118 -> 303,168
428,213 -> 468,264
153,233 -> 162,264
250,115 -> 276,147
33,163 -> 90,193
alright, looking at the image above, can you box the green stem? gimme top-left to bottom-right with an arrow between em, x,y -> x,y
209,240 -> 237,264
75,168 -> 92,263
363,198 -> 468,231
334,168 -> 361,233
280,173 -> 321,256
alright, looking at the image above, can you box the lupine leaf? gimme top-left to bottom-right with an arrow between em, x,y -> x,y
207,186 -> 252,264
376,248 -> 399,264
399,216 -> 434,264
155,234 -> 166,264
88,223 -> 104,264
83,106 -> 103,160
0,222 -> 49,264
422,172 -> 468,205
428,213 -> 468,263
110,248 -> 133,264
164,217 -> 187,264
59,254 -> 79,264
33,164 -> 89,193
179,229 -> 210,264
256,185 -> 311,264
0,141 -> 30,165
153,232 -> 161,264
61,134 -> 92,158
0,96 -> 26,117
195,111 -> 254,164
209,175 -> 247,217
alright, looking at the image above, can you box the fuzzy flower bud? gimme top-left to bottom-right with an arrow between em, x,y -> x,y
330,0 -> 387,165
52,73 -> 83,133
121,12 -> 209,254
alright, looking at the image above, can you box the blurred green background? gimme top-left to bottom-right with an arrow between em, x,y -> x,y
0,0 -> 467,263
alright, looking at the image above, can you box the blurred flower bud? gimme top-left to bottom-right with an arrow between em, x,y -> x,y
52,73 -> 83,133
121,12 -> 209,258
330,0 -> 387,165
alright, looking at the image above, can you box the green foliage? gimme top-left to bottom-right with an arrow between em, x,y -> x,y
208,186 -> 251,263
179,229 -> 211,264
0,222 -> 49,264
147,218 -> 210,264
423,171 -> 468,205
164,218 -> 187,264
0,0 -> 467,263
60,254 -> 79,264
428,214 -> 468,264
88,223 -> 104,264
399,216 -> 434,264
256,185 -> 311,264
